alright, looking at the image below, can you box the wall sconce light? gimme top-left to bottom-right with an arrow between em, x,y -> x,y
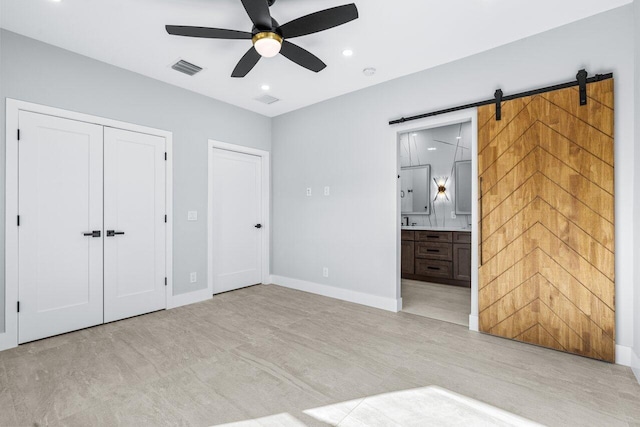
433,177 -> 449,201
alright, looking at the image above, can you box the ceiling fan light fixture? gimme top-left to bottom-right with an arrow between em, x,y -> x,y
252,32 -> 283,58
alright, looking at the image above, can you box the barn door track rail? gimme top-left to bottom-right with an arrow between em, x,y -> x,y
388,69 -> 613,126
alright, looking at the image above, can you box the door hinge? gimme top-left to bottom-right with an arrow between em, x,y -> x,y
165,152 -> 167,161
165,277 -> 168,287
17,215 -> 20,226
17,301 -> 20,313
17,129 -> 20,141
164,215 -> 167,223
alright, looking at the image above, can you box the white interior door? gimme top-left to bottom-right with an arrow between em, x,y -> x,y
211,148 -> 263,294
104,127 -> 166,323
18,111 -> 104,344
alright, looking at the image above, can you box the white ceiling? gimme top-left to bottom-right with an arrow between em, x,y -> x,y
0,0 -> 631,117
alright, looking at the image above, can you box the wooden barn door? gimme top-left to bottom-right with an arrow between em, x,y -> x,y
478,79 -> 615,362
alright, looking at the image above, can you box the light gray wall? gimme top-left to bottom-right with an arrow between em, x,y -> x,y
0,30 -> 271,332
272,6 -> 637,350
634,0 -> 640,375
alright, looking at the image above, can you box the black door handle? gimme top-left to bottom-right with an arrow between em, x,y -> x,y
83,230 -> 101,238
107,230 -> 125,237
255,224 -> 262,229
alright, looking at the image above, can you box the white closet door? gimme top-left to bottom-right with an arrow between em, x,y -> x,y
103,128 -> 166,323
18,111 -> 104,344
211,148 -> 263,294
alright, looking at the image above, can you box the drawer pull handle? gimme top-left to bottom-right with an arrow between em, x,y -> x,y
427,235 -> 440,238
426,249 -> 439,253
427,267 -> 440,271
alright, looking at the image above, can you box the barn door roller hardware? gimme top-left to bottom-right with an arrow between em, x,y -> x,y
577,69 -> 588,106
389,69 -> 612,126
494,89 -> 503,121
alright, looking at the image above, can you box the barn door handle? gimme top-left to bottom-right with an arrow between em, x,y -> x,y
254,224 -> 262,229
83,230 -> 101,238
106,230 -> 125,237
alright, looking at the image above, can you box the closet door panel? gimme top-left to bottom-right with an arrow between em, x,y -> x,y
104,128 -> 166,323
18,111 -> 104,343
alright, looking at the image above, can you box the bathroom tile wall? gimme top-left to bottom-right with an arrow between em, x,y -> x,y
400,122 -> 472,228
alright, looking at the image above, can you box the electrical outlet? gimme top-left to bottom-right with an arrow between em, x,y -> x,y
451,211 -> 457,219
324,186 -> 330,196
190,272 -> 197,283
188,211 -> 198,221
306,188 -> 312,197
323,267 -> 329,278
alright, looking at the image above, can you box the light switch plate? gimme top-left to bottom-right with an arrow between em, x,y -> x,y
190,272 -> 197,283
306,188 -> 312,197
323,267 -> 329,278
188,211 -> 198,221
324,186 -> 330,196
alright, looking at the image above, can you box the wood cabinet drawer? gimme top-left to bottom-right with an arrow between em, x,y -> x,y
416,231 -> 452,243
415,242 -> 452,261
453,232 -> 471,244
415,259 -> 452,279
401,230 -> 415,241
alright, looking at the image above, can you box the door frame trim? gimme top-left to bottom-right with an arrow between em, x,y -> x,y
207,140 -> 271,295
393,109 -> 479,331
2,98 -> 174,351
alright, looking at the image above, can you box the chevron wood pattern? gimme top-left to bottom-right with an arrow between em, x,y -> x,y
478,80 -> 615,362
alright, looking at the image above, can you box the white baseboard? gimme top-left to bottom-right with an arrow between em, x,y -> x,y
271,275 -> 401,312
632,349 -> 640,384
468,315 -> 479,332
0,332 -> 18,352
616,344 -> 633,367
167,287 -> 212,309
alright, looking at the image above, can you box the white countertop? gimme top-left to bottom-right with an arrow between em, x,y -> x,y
401,226 -> 471,232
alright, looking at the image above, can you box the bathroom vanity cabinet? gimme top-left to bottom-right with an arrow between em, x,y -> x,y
401,229 -> 471,287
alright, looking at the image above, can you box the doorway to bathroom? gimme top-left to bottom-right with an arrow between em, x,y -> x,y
399,121 -> 473,327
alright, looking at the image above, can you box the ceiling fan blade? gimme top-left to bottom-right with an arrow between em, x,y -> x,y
280,41 -> 326,73
166,25 -> 252,39
231,47 -> 262,78
240,0 -> 273,31
278,4 -> 358,39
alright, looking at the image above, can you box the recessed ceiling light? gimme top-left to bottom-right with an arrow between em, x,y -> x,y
456,136 -> 462,140
363,67 -> 376,76
50,0 -> 62,2
261,84 -> 270,91
411,133 -> 418,137
428,147 -> 437,151
342,49 -> 354,57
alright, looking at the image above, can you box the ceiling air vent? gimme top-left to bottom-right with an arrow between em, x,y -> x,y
171,60 -> 203,76
255,94 -> 280,105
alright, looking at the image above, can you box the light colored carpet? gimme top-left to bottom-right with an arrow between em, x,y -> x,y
401,279 -> 470,326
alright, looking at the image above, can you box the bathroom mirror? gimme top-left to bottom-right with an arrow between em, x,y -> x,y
401,165 -> 431,215
455,160 -> 472,215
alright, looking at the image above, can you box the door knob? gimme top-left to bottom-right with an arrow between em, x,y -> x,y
255,224 -> 262,229
83,230 -> 101,238
106,230 -> 126,237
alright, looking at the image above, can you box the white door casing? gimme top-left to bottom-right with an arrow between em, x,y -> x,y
210,148 -> 263,294
18,111 -> 104,343
103,127 -> 166,323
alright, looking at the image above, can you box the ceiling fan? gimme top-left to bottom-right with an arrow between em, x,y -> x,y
166,0 -> 359,78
